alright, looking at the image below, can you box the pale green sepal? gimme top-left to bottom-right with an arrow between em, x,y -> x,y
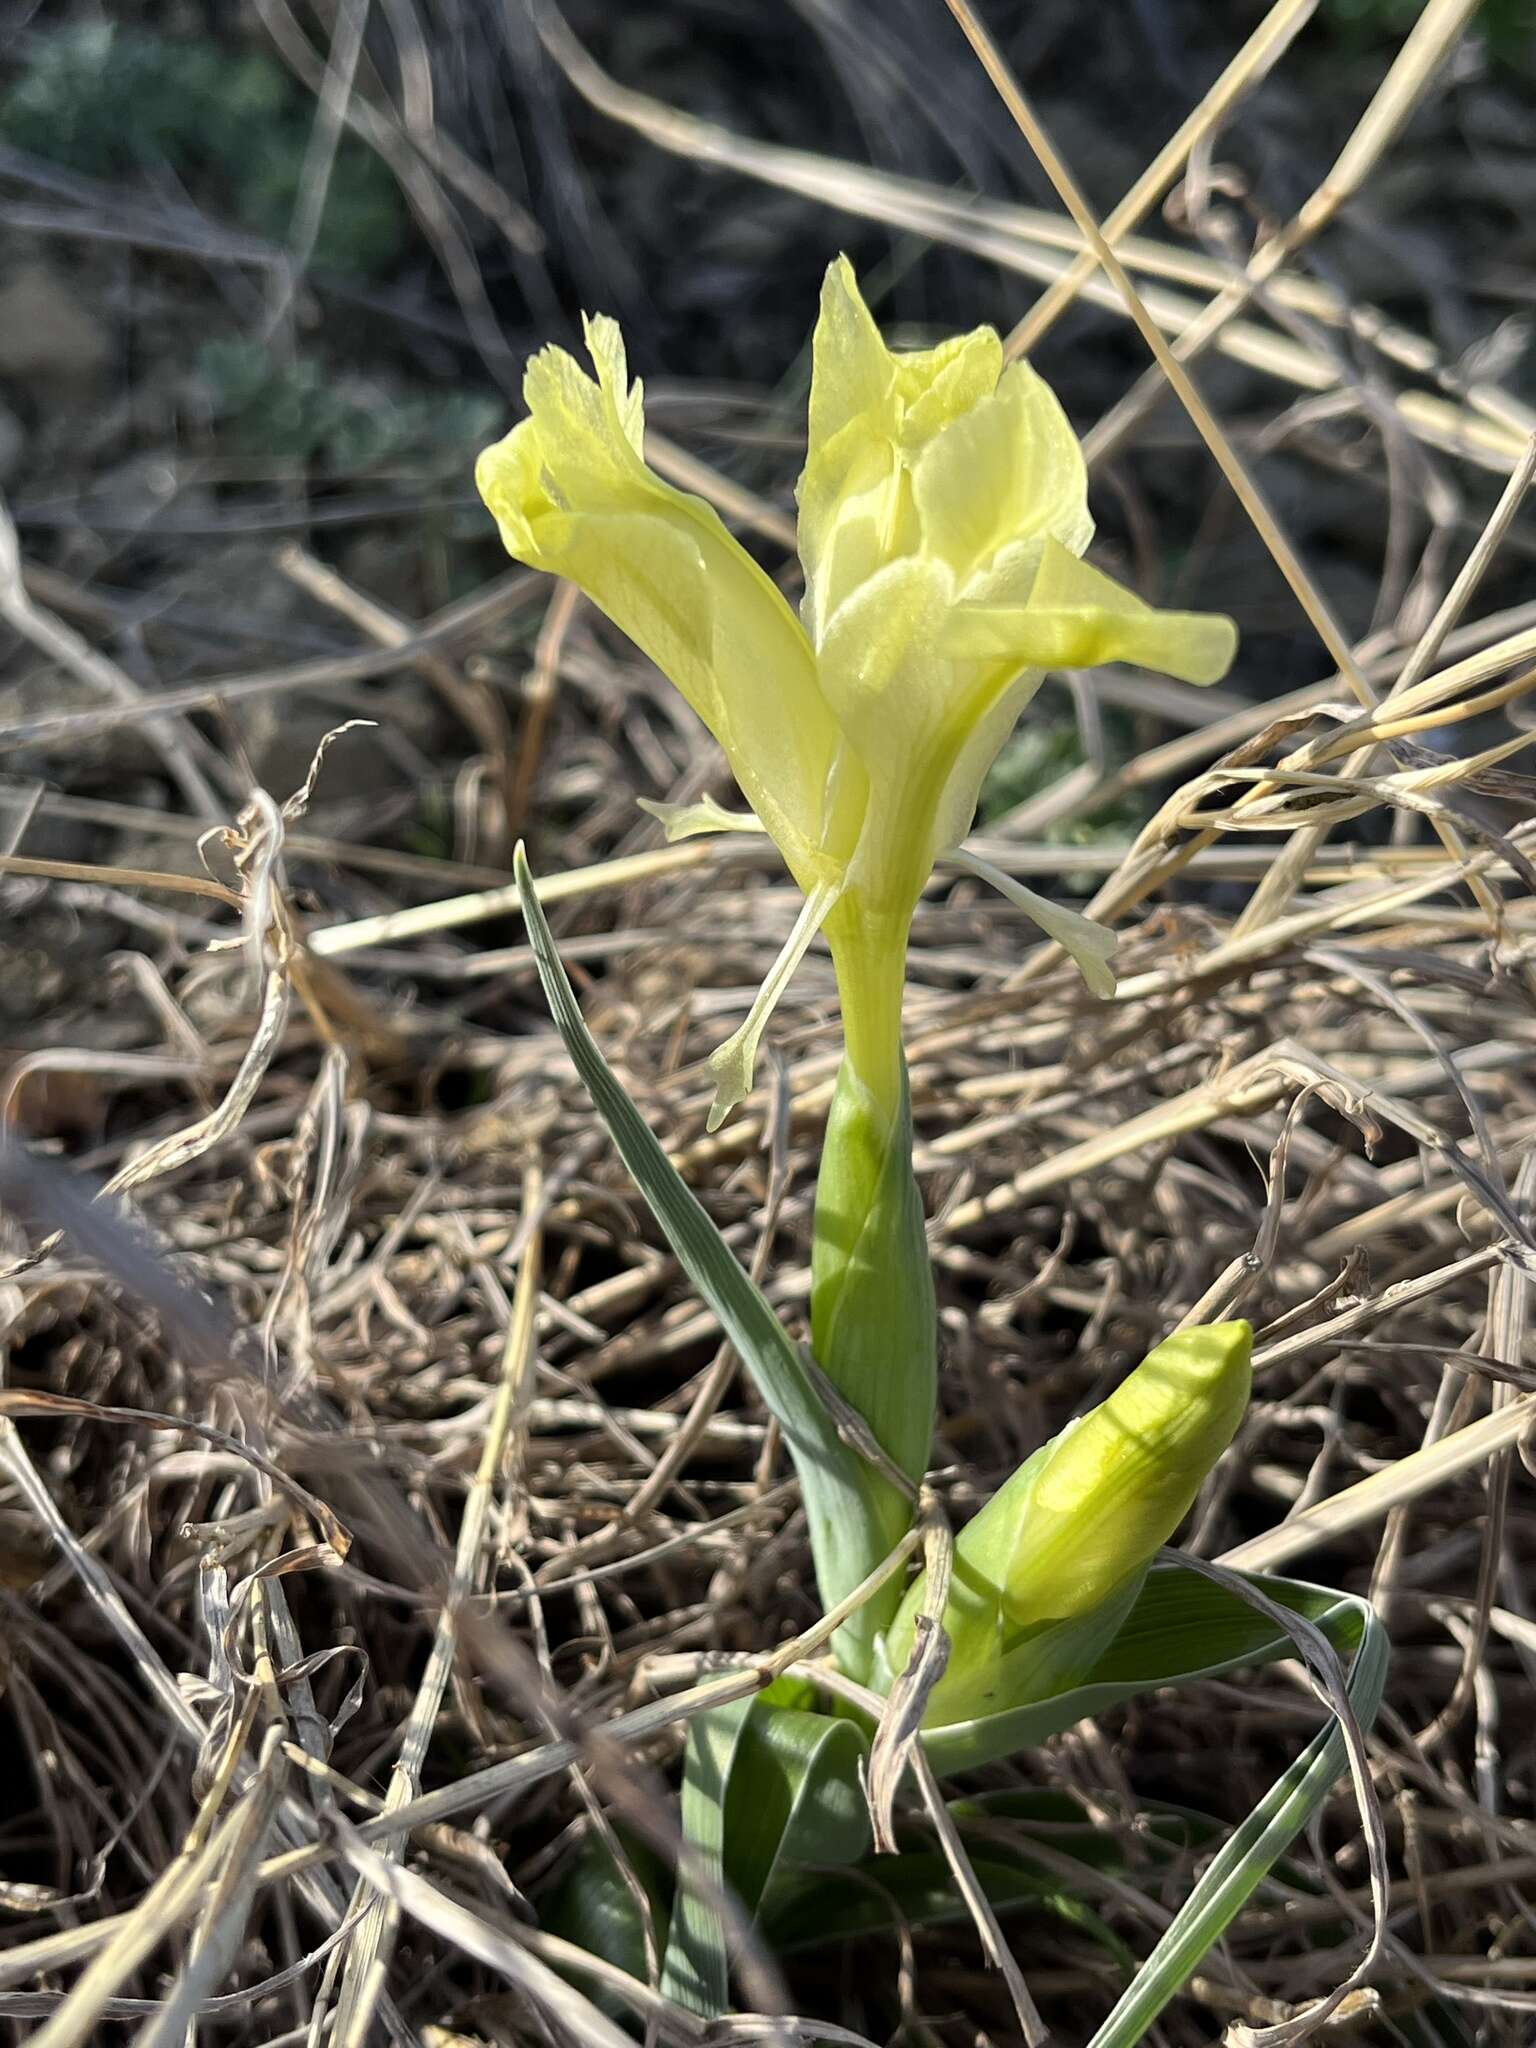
638,795 -> 767,841
944,845 -> 1117,996
813,553 -> 955,773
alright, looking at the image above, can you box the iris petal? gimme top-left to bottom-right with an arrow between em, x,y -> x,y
476,325 -> 840,884
944,538 -> 1238,687
478,265 -> 1240,1127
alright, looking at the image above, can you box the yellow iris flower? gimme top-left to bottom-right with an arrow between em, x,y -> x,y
477,258 -> 1236,1127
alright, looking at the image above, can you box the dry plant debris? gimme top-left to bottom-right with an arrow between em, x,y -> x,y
2,1 -> 1536,2042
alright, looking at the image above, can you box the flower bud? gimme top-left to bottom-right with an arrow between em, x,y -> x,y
884,1321 -> 1253,1723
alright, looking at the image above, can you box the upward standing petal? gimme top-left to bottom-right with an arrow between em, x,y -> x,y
796,256 -> 1004,645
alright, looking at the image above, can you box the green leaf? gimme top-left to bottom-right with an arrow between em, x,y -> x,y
726,1698 -> 870,1922
770,1577 -> 1384,2048
514,844 -> 897,1643
539,1830 -> 669,2022
810,1053 -> 935,1665
1084,1590 -> 1387,2047
920,1565 -> 1361,1774
764,1846 -> 1133,1971
660,1699 -> 756,2016
661,1691 -> 871,2018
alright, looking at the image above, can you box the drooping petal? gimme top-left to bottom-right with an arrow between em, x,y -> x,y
637,795 -> 767,841
944,537 -> 1238,686
705,876 -> 842,1129
943,846 -> 1116,997
476,323 -> 842,883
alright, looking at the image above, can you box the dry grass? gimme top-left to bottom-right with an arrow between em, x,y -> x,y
2,2 -> 1536,2042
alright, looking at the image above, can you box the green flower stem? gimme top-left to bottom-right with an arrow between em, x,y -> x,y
810,901 -> 937,1676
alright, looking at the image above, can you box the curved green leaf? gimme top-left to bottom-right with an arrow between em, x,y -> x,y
659,1698 -> 756,2016
727,1698 -> 870,1921
514,843 -> 898,1651
660,1689 -> 872,2019
1085,1591 -> 1387,2047
772,1577 -> 1384,2047
921,1565 -> 1360,1774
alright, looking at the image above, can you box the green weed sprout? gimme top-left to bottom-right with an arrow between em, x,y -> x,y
479,264 -> 1385,2041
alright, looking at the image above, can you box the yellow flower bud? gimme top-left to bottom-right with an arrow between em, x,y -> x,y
883,1321 -> 1253,1724
476,262 -> 1237,1125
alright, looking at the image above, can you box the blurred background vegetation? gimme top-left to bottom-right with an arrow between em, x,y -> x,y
2,2 -> 1531,854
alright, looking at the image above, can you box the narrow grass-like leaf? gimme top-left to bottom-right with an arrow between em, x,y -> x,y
514,844 -> 895,1636
659,1698 -> 756,2015
1084,1593 -> 1388,2048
